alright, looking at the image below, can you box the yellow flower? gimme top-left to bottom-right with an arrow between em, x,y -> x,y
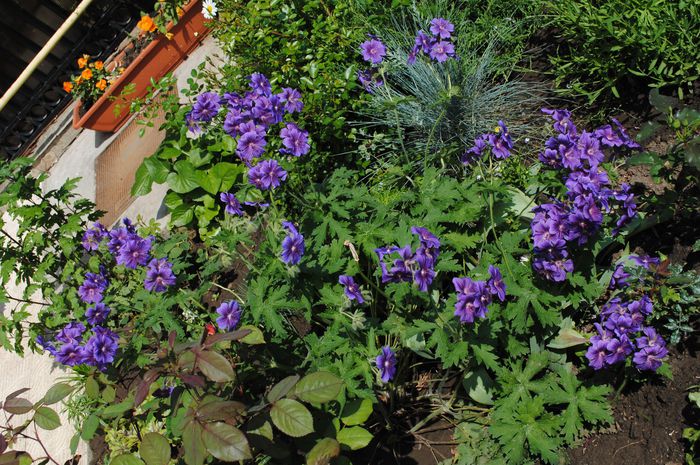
81,68 -> 93,80
77,55 -> 89,69
94,61 -> 104,70
63,81 -> 73,93
95,79 -> 107,91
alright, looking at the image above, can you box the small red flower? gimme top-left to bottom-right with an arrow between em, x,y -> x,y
205,323 -> 216,335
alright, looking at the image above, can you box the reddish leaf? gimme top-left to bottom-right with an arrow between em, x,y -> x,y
135,369 -> 162,408
203,329 -> 251,348
180,374 -> 206,389
3,398 -> 33,415
5,389 -> 29,402
168,331 -> 177,350
0,435 -> 7,454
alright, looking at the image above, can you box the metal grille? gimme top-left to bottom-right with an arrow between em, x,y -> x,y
0,0 -> 152,160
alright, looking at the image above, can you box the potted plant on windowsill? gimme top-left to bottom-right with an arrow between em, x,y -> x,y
67,0 -> 211,133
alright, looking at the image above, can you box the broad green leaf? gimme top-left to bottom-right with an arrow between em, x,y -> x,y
548,328 -> 588,349
270,399 -> 314,437
293,372 -> 343,403
42,383 -> 75,405
341,398 -> 373,426
34,407 -> 60,430
110,454 -> 144,465
131,163 -> 154,197
202,422 -> 252,461
101,398 -> 134,418
85,376 -> 99,399
463,369 -> 495,405
3,397 -> 33,414
198,400 -> 247,422
197,351 -> 235,383
306,438 -> 340,465
81,414 -> 99,440
268,375 -> 300,403
139,433 -> 171,465
211,162 -> 243,192
336,426 -> 373,450
167,161 -> 199,194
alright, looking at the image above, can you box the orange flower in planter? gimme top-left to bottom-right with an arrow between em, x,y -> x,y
94,61 -> 104,70
95,79 -> 107,91
77,55 -> 88,69
137,15 -> 157,33
63,81 -> 73,93
81,68 -> 93,80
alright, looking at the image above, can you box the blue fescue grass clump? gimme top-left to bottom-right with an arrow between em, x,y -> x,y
353,4 -> 547,177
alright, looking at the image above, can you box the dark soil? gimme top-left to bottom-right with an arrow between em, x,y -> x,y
569,348 -> 700,465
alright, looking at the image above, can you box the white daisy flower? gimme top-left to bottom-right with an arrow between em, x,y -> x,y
202,0 -> 218,20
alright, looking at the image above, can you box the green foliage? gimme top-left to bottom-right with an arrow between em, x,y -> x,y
548,0 -> 700,102
685,386 -> 700,465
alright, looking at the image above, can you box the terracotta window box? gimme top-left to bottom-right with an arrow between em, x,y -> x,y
72,0 -> 210,133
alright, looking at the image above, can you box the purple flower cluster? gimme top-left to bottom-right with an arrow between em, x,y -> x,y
462,121 -> 513,164
281,221 -> 305,265
452,266 -> 506,323
408,18 -> 457,64
185,74 -> 308,198
38,321 -> 119,370
82,222 -> 107,251
585,296 -> 668,372
375,227 -> 440,292
144,258 -> 176,293
357,34 -> 387,93
530,110 -> 640,282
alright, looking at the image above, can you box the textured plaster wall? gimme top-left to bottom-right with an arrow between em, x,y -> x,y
0,35 -> 222,463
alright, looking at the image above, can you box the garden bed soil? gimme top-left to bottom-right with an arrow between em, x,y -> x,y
569,347 -> 700,465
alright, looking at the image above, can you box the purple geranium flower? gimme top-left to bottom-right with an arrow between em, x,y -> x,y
237,131 -> 267,163
144,258 -> 176,293
85,328 -> 119,365
428,40 -> 455,63
375,346 -> 397,383
633,344 -> 668,371
415,30 -> 434,53
413,254 -> 436,292
629,254 -> 660,269
56,322 -> 86,345
216,300 -> 242,331
220,192 -> 243,216
429,18 -> 454,39
78,272 -> 108,304
55,343 -> 86,367
85,303 -> 110,326
279,87 -> 303,113
339,275 -> 364,304
487,265 -> 507,302
609,264 -> 631,289
191,92 -> 221,122
360,39 -> 387,64
586,339 -> 609,370
117,236 -> 152,269
249,73 -> 271,96
281,221 -> 305,265
280,123 -> 310,157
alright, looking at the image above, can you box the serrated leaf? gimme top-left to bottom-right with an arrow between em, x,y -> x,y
139,433 -> 171,465
202,422 -> 252,461
34,407 -> 60,430
293,372 -> 343,403
337,426 -> 373,450
270,399 -> 314,437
